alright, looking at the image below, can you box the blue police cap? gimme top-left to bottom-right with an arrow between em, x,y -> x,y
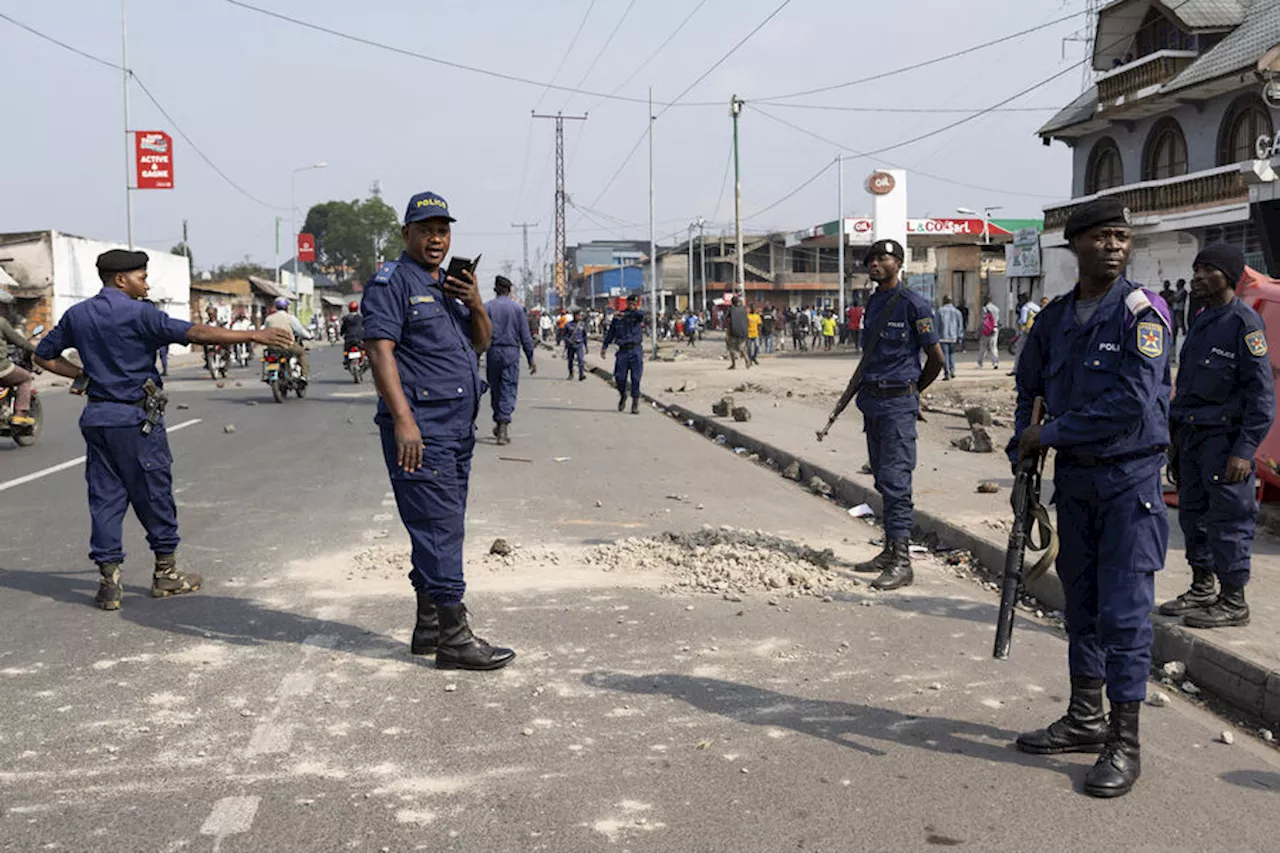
96,249 -> 149,274
404,191 -> 456,225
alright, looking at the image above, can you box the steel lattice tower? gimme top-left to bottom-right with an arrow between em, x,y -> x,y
533,112 -> 586,303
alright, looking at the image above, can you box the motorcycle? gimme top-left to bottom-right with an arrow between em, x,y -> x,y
261,348 -> 307,403
230,341 -> 253,368
0,325 -> 45,447
345,343 -> 369,384
205,344 -> 229,380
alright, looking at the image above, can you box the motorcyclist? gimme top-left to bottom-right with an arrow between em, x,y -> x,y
263,297 -> 311,379
340,300 -> 364,349
0,314 -> 38,427
230,311 -> 253,363
202,305 -> 226,372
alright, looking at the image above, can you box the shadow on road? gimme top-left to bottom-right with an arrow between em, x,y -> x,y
0,566 -> 405,661
584,671 -> 1085,786
1221,770 -> 1280,793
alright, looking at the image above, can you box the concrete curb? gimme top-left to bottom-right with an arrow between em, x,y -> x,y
594,363 -> 1280,728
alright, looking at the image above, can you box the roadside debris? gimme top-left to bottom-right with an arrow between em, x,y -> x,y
732,407 -> 751,422
712,396 -> 734,417
952,424 -> 995,453
808,476 -> 833,497
1147,691 -> 1171,708
489,538 -> 513,556
976,481 -> 1000,494
223,424 -> 236,434
782,461 -> 802,481
848,504 -> 875,519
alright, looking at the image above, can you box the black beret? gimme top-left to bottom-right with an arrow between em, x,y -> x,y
1193,242 -> 1246,288
864,239 -> 905,265
96,249 -> 149,274
1063,197 -> 1131,240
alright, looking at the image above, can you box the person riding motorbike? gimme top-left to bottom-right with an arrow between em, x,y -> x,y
0,315 -> 38,427
340,300 -> 364,349
263,297 -> 311,379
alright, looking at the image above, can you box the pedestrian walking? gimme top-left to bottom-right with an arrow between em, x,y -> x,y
564,309 -> 588,382
602,293 -> 645,414
361,191 -> 516,671
851,240 -> 944,591
936,295 -> 963,380
820,310 -> 837,351
746,303 -> 762,363
726,295 -> 750,369
809,306 -> 823,351
33,249 -> 289,611
1011,291 -> 1040,375
957,302 -> 969,352
538,311 -> 553,343
483,275 -> 537,446
761,305 -> 777,354
791,308 -> 808,352
1163,243 -> 1274,629
684,311 -> 699,346
849,303 -> 863,351
1009,198 -> 1172,798
977,298 -> 1000,370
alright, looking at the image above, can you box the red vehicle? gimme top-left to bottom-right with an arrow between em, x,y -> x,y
345,343 -> 368,384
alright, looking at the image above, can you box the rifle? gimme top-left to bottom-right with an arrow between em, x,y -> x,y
140,379 -> 169,436
816,288 -> 905,442
992,397 -> 1058,660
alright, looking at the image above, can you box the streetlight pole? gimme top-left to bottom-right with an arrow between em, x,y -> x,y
121,0 -> 133,248
687,223 -> 695,315
290,161 -> 327,290
649,87 -> 659,358
698,217 -> 707,313
836,155 -> 845,321
957,205 -> 1003,245
731,95 -> 745,297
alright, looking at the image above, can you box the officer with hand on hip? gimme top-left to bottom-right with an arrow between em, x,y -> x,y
362,191 -> 515,671
1162,243 -> 1273,629
1009,198 -> 1172,798
851,239 -> 945,591
33,249 -> 292,610
482,274 -> 536,447
564,309 -> 588,381
602,292 -> 645,414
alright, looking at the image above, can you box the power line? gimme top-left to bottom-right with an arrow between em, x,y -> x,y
536,0 -> 597,111
565,0 -> 637,110
1,11 -> 287,211
584,0 -> 710,113
744,159 -> 836,220
764,102 -> 1061,114
711,140 -> 734,224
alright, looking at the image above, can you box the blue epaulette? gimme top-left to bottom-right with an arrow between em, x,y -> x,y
371,261 -> 399,285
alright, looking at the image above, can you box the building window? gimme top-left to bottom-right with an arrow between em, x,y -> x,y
1085,137 -> 1125,194
1218,95 -> 1275,165
911,246 -> 928,263
1142,118 -> 1188,181
1134,8 -> 1190,58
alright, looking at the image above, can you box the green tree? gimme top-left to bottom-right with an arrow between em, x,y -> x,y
302,196 -> 402,281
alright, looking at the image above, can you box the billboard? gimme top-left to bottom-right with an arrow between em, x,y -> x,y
134,131 -> 174,190
1006,227 -> 1043,277
297,233 -> 316,264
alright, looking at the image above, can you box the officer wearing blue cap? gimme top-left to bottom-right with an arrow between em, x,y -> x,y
602,292 -> 645,414
851,238 -> 945,591
1162,243 -> 1273,629
1009,196 -> 1172,798
483,274 -> 536,446
362,191 -> 516,671
33,249 -> 291,610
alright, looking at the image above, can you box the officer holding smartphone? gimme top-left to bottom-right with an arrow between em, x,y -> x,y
362,191 -> 516,671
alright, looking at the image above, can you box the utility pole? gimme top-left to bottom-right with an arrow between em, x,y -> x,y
731,95 -> 745,297
649,88 -> 658,357
836,155 -> 845,320
511,221 -> 539,305
182,219 -> 190,274
698,217 -> 707,312
532,112 -> 587,307
274,217 -> 282,286
121,0 -> 134,248
687,223 -> 695,315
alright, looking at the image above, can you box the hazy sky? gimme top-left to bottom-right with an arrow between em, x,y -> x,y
0,0 -> 1089,279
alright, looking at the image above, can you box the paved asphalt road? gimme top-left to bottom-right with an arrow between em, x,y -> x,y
2,346 -> 1279,853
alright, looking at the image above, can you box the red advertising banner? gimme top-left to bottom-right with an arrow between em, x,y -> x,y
297,233 -> 316,263
134,131 -> 174,189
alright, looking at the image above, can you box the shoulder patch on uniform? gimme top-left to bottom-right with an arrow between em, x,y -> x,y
372,261 -> 399,285
916,317 -> 934,335
1246,328 -> 1268,357
1137,321 -> 1164,359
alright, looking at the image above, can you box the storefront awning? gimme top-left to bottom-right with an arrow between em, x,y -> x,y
248,276 -> 292,300
320,294 -> 348,307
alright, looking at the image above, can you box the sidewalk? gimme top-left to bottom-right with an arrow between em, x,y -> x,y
570,336 -> 1280,728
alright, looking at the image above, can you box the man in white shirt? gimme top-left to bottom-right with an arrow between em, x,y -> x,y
977,298 -> 1000,370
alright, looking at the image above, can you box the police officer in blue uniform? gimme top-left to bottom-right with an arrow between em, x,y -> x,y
362,191 -> 515,671
1162,243 -> 1274,629
482,275 -> 536,447
564,309 -> 588,381
33,249 -> 290,610
602,293 -> 645,414
1010,197 -> 1172,798
851,239 -> 945,591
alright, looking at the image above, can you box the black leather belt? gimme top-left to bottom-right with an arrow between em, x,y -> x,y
864,382 -> 917,399
1058,449 -> 1165,467
88,395 -> 145,407
618,342 -> 640,351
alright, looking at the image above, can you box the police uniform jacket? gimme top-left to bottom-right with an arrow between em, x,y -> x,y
564,320 -> 588,348
361,253 -> 483,439
859,284 -> 939,389
484,295 -> 535,364
35,287 -> 191,428
603,310 -> 645,348
1170,297 -> 1274,460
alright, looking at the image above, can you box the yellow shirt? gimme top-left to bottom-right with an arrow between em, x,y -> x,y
747,313 -> 761,338
821,316 -> 837,336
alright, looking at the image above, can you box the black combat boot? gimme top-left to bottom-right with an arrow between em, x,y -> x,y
410,589 -> 439,656
1157,565 -> 1217,616
436,603 -> 516,671
854,542 -> 893,573
496,423 -> 511,446
618,390 -> 627,412
94,562 -> 123,611
492,423 -> 501,439
1184,583 -> 1250,628
631,396 -> 640,415
1015,676 -> 1108,754
1084,701 -> 1141,798
151,553 -> 201,599
870,539 -> 913,590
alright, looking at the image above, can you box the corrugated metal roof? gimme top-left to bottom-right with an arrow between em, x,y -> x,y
1038,88 -> 1100,135
247,276 -> 291,300
1163,0 -> 1247,29
1164,0 -> 1280,91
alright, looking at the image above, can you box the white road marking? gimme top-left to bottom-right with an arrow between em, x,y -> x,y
0,418 -> 202,493
200,796 -> 260,851
247,723 -> 296,756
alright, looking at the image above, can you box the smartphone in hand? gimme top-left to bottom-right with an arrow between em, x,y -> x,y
70,374 -> 90,395
445,253 -> 481,282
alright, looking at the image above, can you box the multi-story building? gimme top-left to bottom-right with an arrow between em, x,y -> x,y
1038,0 -> 1280,293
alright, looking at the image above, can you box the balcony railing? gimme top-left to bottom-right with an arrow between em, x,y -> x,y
1096,50 -> 1197,108
1044,165 -> 1249,231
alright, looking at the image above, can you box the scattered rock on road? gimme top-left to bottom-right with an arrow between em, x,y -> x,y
223,424 -> 236,434
976,481 -> 1000,494
808,476 -> 833,497
732,407 -> 751,422
1147,690 -> 1171,708
246,401 -> 258,406
489,538 -> 513,556
1162,660 -> 1187,679
1181,680 -> 1201,695
965,406 -> 993,427
782,461 -> 802,481
969,425 -> 995,453
712,396 -> 734,417
176,403 -> 190,410
1219,730 -> 1235,745
216,380 -> 226,389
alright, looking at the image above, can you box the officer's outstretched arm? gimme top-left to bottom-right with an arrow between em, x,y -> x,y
33,354 -> 83,380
